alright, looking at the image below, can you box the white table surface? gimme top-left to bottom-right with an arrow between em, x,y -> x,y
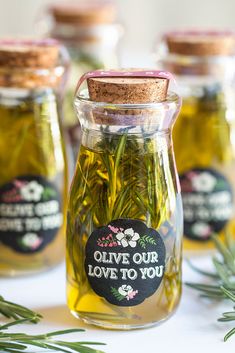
0,258 -> 234,353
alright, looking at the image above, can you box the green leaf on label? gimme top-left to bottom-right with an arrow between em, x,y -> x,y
110,287 -> 125,301
138,235 -> 156,249
42,187 -> 57,200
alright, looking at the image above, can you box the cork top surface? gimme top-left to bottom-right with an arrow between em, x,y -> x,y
0,39 -> 59,68
87,76 -> 169,104
50,0 -> 115,24
89,77 -> 166,84
165,30 -> 235,56
0,39 -> 63,89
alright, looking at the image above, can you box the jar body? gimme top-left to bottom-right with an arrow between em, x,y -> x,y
51,23 -> 121,160
0,88 -> 67,276
173,76 -> 235,252
66,97 -> 183,329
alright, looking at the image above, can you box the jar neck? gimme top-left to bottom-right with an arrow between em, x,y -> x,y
75,91 -> 181,135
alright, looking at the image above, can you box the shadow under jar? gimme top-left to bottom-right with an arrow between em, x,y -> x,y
66,71 -> 183,329
157,30 -> 235,253
0,39 -> 68,276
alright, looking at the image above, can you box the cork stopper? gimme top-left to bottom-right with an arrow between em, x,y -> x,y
81,70 -> 171,125
87,77 -> 169,104
0,39 -> 59,68
165,30 -> 235,56
0,39 -> 62,89
50,1 -> 116,25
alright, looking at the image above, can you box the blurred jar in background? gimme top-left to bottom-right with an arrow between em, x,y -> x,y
48,0 -> 122,161
0,39 -> 68,276
157,30 -> 235,253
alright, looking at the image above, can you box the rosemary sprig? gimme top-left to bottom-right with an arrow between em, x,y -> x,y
0,321 -> 105,353
186,231 -> 235,341
0,295 -> 41,323
218,286 -> 235,342
0,296 -> 106,353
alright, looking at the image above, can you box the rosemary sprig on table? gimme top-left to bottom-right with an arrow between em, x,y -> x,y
0,295 -> 105,353
186,231 -> 235,341
0,295 -> 41,323
218,286 -> 235,341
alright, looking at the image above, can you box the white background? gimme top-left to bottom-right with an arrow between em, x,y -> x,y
0,1 -> 235,352
1,0 -> 235,66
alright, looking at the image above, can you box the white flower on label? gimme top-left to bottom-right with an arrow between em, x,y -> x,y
21,233 -> 42,249
191,172 -> 217,193
191,222 -> 212,238
20,181 -> 44,202
117,285 -> 138,300
118,285 -> 133,297
116,228 -> 140,247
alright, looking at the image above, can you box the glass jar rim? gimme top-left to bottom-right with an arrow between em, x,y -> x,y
75,89 -> 181,129
0,65 -> 66,89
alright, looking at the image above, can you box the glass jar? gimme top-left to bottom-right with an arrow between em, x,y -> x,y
48,1 -> 122,160
157,30 -> 235,253
0,39 -> 68,276
66,70 -> 183,329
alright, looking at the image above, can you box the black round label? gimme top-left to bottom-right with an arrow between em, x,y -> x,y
0,176 -> 63,253
85,219 -> 166,307
180,168 -> 233,241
